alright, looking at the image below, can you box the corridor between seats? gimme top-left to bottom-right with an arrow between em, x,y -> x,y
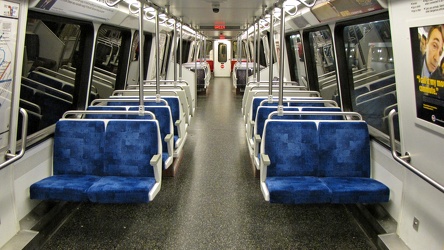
40,77 -> 376,249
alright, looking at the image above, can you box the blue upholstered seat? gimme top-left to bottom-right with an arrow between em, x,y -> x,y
320,177 -> 389,204
30,119 -> 163,204
87,176 -> 157,203
30,120 -> 105,202
260,119 -> 390,204
265,176 -> 331,204
128,106 -> 174,169
86,106 -> 127,119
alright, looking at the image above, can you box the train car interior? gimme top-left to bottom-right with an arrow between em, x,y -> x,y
0,0 -> 443,249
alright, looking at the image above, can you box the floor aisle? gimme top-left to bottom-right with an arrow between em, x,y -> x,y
42,77 -> 376,249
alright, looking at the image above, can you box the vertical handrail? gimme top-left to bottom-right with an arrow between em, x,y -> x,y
278,5 -> 285,115
138,0 -> 144,111
257,22 -> 261,83
173,20 -> 177,83
388,109 -> 444,193
246,23 -> 249,88
253,21 -> 257,81
0,108 -> 28,170
268,11 -> 274,102
155,9 -> 160,101
179,19 -> 183,80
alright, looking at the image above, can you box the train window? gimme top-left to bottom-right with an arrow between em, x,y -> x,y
307,29 -> 338,103
218,43 -> 228,63
204,40 -> 213,60
288,32 -> 306,87
161,33 -> 172,78
127,31 -> 153,86
342,20 -> 399,141
94,26 -> 121,98
21,18 -> 84,142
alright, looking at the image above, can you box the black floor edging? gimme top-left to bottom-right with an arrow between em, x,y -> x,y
23,202 -> 81,250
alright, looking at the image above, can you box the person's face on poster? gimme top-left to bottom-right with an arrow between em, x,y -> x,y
425,28 -> 443,74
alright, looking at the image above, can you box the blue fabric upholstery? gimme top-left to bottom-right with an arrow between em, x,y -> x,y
262,120 -> 390,204
264,121 -> 319,177
86,106 -> 127,119
30,175 -> 101,202
30,119 -> 162,204
87,176 -> 156,203
266,176 -> 331,204
288,98 -> 324,107
108,100 -> 166,107
251,97 -> 276,121
128,106 -> 173,169
300,107 -> 342,120
318,121 -> 370,177
256,107 -> 300,138
321,177 -> 390,203
53,120 -> 105,175
104,120 -> 159,177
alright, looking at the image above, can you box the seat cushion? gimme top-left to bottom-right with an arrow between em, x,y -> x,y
30,175 -> 101,202
87,176 -> 156,203
321,177 -> 390,204
266,176 -> 331,204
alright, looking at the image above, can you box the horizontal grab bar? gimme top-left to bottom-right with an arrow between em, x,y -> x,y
0,108 -> 28,171
388,109 -> 444,193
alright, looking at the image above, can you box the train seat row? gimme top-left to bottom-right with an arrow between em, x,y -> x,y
183,61 -> 211,91
251,106 -> 343,169
30,117 -> 162,203
259,118 -> 390,204
86,105 -> 174,170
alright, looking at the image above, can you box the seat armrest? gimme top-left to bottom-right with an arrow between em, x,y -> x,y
150,154 -> 162,182
165,134 -> 174,156
253,134 -> 262,158
175,119 -> 185,138
260,153 -> 270,182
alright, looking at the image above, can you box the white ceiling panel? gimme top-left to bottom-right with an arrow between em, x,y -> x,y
149,0 -> 278,38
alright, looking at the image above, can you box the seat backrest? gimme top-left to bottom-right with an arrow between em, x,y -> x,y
262,120 -> 319,177
104,120 -> 160,177
318,121 -> 370,178
86,106 -> 127,119
255,107 -> 300,137
53,120 -> 105,175
299,107 -> 342,120
128,106 -> 173,151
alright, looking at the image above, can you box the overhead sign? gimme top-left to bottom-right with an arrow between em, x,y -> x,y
214,21 -> 225,30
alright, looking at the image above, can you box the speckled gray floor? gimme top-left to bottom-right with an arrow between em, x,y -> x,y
42,77 -> 376,249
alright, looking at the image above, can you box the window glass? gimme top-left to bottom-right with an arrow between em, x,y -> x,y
288,33 -> 306,86
218,43 -> 227,63
94,26 -> 120,98
343,20 -> 398,141
308,29 -> 338,103
21,19 -> 82,139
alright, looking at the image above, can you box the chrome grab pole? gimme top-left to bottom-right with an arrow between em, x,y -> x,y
246,23 -> 249,88
155,9 -> 160,102
278,5 -> 285,115
388,109 -> 444,193
268,10 -> 274,103
1,108 -> 28,170
253,21 -> 257,82
138,0 -> 144,111
179,19 -> 183,80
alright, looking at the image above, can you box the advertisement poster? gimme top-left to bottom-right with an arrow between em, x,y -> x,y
31,0 -> 116,22
411,24 -> 444,127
